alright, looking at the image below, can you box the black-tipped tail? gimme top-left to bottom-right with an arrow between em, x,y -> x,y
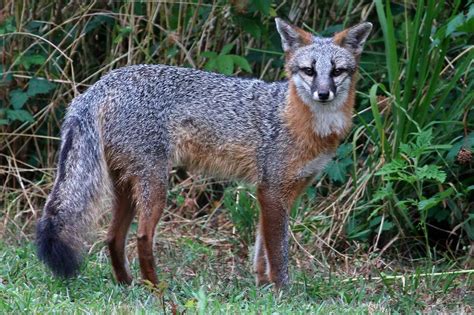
36,216 -> 80,278
36,115 -> 107,278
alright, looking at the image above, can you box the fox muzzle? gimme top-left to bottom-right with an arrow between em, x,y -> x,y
311,76 -> 336,102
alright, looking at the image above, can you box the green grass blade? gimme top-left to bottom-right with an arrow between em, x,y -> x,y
369,84 -> 389,157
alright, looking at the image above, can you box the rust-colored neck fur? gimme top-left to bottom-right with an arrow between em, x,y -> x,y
283,80 -> 356,158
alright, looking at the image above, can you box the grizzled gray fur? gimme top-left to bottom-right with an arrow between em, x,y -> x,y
36,18 -> 372,288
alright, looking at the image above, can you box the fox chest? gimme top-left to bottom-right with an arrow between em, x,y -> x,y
296,152 -> 335,180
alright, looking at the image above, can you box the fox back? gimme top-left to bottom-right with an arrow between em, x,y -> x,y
84,66 -> 288,184
36,18 -> 372,289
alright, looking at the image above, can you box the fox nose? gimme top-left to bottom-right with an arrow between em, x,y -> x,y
318,91 -> 330,100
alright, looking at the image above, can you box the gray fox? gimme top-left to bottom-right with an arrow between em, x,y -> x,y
36,18 -> 372,288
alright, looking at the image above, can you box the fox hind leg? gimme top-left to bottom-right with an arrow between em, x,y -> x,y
107,179 -> 136,285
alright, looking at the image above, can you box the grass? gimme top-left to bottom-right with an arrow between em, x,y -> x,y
1,236 -> 472,314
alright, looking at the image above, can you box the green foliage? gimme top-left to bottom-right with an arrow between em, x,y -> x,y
446,5 -> 474,34
324,143 -> 354,183
4,77 -> 56,124
223,186 -> 258,245
372,129 -> 467,255
376,130 -> 446,185
5,109 -> 34,123
9,89 -> 28,109
14,54 -> 46,70
202,44 -> 252,75
253,0 -> 273,16
373,0 -> 473,154
27,78 -> 56,96
0,16 -> 15,34
353,0 -> 473,253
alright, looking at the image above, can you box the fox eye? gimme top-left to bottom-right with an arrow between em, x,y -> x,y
332,68 -> 345,76
301,67 -> 315,76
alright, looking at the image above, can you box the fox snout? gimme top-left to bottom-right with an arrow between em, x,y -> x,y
311,76 -> 336,102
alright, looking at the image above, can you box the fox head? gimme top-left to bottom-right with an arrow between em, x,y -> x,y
276,18 -> 372,108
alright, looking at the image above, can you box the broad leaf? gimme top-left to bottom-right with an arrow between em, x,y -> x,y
253,0 -> 271,16
231,55 -> 252,73
238,17 -> 261,38
9,89 -> 28,109
220,44 -> 234,55
6,109 -> 34,123
324,157 -> 352,183
27,78 -> 56,96
201,51 -> 218,59
216,55 -> 234,75
204,58 -> 216,71
16,54 -> 46,70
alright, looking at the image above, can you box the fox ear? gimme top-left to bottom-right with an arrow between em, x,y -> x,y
334,22 -> 373,55
275,18 -> 313,52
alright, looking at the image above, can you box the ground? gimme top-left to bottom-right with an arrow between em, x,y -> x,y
1,230 -> 472,314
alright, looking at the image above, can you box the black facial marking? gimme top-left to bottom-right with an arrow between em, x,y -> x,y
311,76 -> 337,98
329,77 -> 336,94
311,76 -> 318,94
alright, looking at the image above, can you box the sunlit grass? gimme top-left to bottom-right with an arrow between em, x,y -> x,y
1,241 -> 471,313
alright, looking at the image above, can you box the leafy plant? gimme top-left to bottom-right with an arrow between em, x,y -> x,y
324,143 -> 354,183
201,44 -> 252,75
373,0 -> 473,156
223,185 -> 258,245
373,129 -> 457,256
348,0 -> 474,252
5,77 -> 56,124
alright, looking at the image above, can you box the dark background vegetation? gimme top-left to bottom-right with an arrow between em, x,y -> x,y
0,0 -> 473,312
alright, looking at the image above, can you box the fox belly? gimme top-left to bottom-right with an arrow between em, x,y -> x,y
172,128 -> 259,182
